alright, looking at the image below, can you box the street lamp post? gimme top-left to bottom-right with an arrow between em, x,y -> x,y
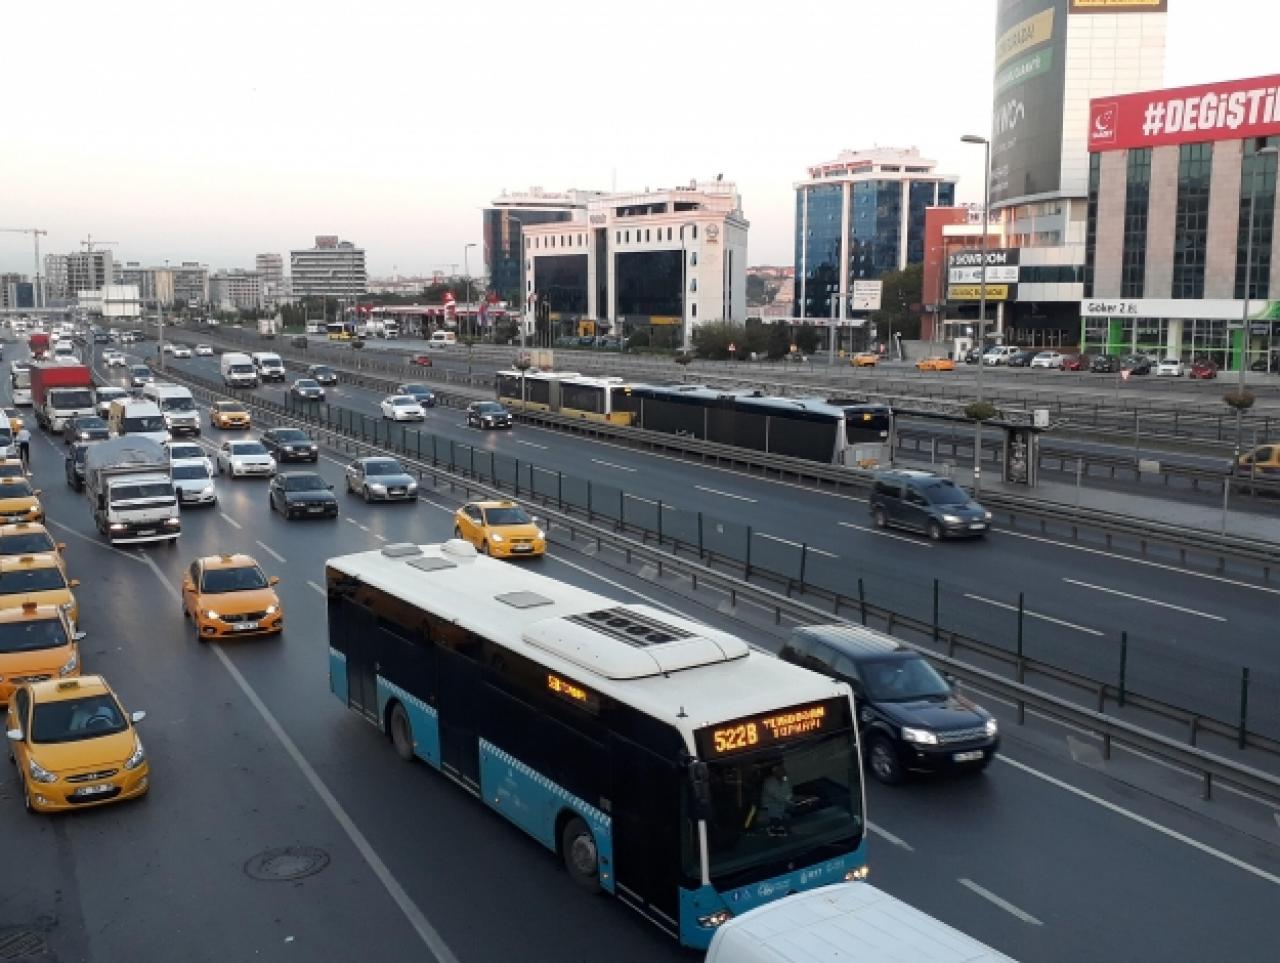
1234,143 -> 1278,463
679,221 -> 697,352
962,133 -> 992,491
464,242 -> 477,342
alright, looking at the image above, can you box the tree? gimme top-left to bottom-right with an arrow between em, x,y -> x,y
765,323 -> 791,360
870,263 -> 924,341
794,324 -> 820,354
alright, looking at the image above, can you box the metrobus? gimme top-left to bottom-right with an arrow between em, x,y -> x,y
495,370 -> 581,413
497,371 -> 637,425
325,542 -> 866,949
9,363 -> 31,406
326,322 -> 352,340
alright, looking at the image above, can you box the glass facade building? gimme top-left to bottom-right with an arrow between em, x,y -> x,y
1235,136 -> 1278,300
1120,148 -> 1151,298
797,185 -> 842,319
1171,143 -> 1213,300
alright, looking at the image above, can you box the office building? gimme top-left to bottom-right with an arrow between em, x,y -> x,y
0,273 -> 34,310
79,285 -> 141,319
256,253 -> 289,306
973,0 -> 1166,345
1083,72 -> 1280,372
210,270 -> 264,312
43,255 -> 68,301
484,188 -> 605,305
522,182 -> 748,343
793,147 -> 957,320
66,250 -> 114,300
290,236 -> 367,298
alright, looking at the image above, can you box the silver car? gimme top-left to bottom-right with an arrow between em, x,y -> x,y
216,439 -> 277,478
172,459 -> 218,506
344,456 -> 418,502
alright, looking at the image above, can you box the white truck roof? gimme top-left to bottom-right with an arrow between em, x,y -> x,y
705,884 -> 1017,963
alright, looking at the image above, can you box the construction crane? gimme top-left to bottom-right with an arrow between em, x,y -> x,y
0,227 -> 48,309
80,235 -> 119,252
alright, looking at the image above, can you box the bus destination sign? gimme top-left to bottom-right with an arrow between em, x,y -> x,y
696,698 -> 849,758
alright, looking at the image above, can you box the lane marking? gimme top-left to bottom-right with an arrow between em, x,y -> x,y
838,520 -> 932,547
417,496 -> 455,514
1062,578 -> 1227,621
964,592 -> 1103,637
868,822 -> 915,852
958,878 -> 1043,926
590,458 -> 636,473
346,518 -> 369,532
755,532 -> 839,560
307,580 -> 326,595
997,529 -> 1280,597
997,754 -> 1280,887
220,512 -> 243,530
255,540 -> 286,564
695,485 -> 757,503
45,519 -> 146,563
515,440 -> 548,450
135,554 -> 460,963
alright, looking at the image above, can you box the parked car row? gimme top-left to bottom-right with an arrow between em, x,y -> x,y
958,346 -> 1221,379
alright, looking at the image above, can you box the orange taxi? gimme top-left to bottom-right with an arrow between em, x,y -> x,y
0,524 -> 63,573
209,401 -> 252,430
0,476 -> 43,523
915,357 -> 956,372
850,352 -> 878,368
3,408 -> 23,433
453,500 -> 546,558
0,602 -> 82,706
182,553 -> 282,640
0,554 -> 79,626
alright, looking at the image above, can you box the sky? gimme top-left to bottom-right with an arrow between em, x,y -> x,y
1,0 -> 1276,278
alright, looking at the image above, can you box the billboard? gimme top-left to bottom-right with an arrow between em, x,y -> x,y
949,284 -> 1012,301
1089,74 -> 1280,151
990,0 -> 1069,207
851,280 -> 882,311
948,249 -> 1021,284
1069,0 -> 1165,10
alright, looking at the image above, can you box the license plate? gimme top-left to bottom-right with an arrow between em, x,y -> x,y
953,750 -> 985,763
74,783 -> 114,796
969,523 -> 986,530
138,529 -> 156,536
233,621 -> 259,631
308,506 -> 324,513
512,545 -> 532,553
389,489 -> 404,496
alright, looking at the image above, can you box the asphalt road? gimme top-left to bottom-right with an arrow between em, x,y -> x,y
3,343 -> 1279,961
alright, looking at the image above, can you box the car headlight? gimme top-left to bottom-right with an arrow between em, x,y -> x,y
265,605 -> 278,615
203,609 -> 220,620
79,431 -> 90,439
28,756 -> 59,784
58,650 -> 78,676
124,737 -> 146,771
534,528 -> 545,539
164,517 -> 180,526
985,719 -> 999,737
407,481 -> 418,491
490,533 -> 505,543
109,522 -> 127,531
984,511 -> 993,521
941,514 -> 961,524
901,726 -> 938,745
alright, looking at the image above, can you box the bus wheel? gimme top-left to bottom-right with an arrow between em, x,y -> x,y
389,703 -> 414,762
561,816 -> 600,893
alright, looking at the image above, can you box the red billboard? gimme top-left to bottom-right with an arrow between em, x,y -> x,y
1089,74 -> 1280,151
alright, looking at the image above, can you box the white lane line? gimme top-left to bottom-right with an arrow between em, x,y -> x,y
868,822 -> 915,852
307,580 -> 326,595
837,520 -> 933,547
590,458 -> 636,473
695,485 -> 757,503
998,529 -> 1280,596
958,878 -> 1043,926
372,532 -> 387,542
220,512 -> 243,530
1062,578 -> 1226,621
755,533 -> 839,559
417,496 -> 455,514
345,518 -> 370,532
808,546 -> 839,559
964,592 -> 1103,637
135,554 -> 460,963
515,440 -> 548,450
997,754 -> 1280,887
254,540 -> 286,564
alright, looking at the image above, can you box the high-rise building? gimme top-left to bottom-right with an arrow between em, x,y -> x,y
793,148 -> 957,320
0,273 -> 33,310
210,270 -> 264,311
256,253 -> 289,306
290,236 -> 367,298
66,249 -> 114,297
172,262 -> 209,307
484,188 -> 605,305
43,254 -> 68,301
115,261 -> 208,307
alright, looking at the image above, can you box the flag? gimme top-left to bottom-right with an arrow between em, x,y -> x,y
1120,369 -> 1131,382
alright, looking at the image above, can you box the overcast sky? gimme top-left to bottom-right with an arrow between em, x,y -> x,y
1,0 -> 1275,279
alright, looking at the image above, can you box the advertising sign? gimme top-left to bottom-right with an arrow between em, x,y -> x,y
1088,74 -> 1280,151
1070,0 -> 1165,10
990,0 -> 1069,206
851,280 -> 882,311
948,249 -> 1021,268
949,266 -> 1020,284
949,284 -> 1012,301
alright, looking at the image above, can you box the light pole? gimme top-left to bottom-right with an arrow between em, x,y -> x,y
679,221 -> 697,352
962,133 -> 992,491
1234,143 -> 1278,463
159,259 -> 169,370
463,242 -> 477,342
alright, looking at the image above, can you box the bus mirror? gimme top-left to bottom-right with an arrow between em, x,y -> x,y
688,760 -> 713,821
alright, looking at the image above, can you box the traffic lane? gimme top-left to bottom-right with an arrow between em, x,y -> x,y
8,450 -> 430,962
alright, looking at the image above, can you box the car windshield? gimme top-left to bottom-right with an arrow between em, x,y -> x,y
0,532 -> 56,555
281,474 -> 326,492
402,384 -> 428,394
201,564 -> 268,593
172,464 -> 210,480
295,380 -> 318,389
274,430 -> 308,442
230,364 -> 254,373
168,444 -> 202,459
859,656 -> 951,702
31,695 -> 127,744
391,397 -> 417,406
0,566 -> 66,594
54,389 -> 94,407
98,389 -> 125,401
161,397 -> 196,411
132,367 -> 151,377
484,507 -> 531,525
231,443 -> 267,456
475,403 -> 503,413
123,416 -> 166,432
699,731 -> 862,880
74,417 -> 107,430
923,481 -> 971,506
0,481 -> 33,498
111,482 -> 172,502
363,460 -> 403,476
215,404 -> 245,414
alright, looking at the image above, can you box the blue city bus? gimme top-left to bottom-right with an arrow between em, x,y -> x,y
325,541 -> 867,949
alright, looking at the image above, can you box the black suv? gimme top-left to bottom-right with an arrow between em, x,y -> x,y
780,624 -> 999,784
869,470 -> 989,540
65,442 -> 90,491
1090,354 -> 1121,373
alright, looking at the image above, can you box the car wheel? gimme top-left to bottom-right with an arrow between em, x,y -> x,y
873,508 -> 887,529
560,816 -> 600,893
389,703 -> 414,762
927,521 -> 944,541
362,486 -> 371,503
868,735 -> 904,785
481,541 -> 490,556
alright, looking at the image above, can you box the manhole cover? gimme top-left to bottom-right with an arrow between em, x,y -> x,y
244,846 -> 330,882
0,930 -> 48,960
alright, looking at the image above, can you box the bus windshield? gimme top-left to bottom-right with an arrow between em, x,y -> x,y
698,730 -> 862,880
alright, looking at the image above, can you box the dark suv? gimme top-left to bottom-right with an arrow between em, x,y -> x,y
869,470 -> 990,540
780,624 -> 999,784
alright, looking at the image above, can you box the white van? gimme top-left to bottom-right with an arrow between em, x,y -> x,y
251,351 -> 286,382
705,883 -> 1016,963
142,383 -> 200,436
108,398 -> 170,445
982,345 -> 1019,366
427,330 -> 457,349
220,352 -> 259,387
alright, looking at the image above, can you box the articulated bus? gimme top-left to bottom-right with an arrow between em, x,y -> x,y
326,541 -> 866,949
496,370 -> 636,425
9,362 -> 31,406
326,322 -> 352,341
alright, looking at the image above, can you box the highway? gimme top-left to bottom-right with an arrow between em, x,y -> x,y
3,337 -> 1279,961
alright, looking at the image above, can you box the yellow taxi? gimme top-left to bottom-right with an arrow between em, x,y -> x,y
915,356 -> 956,372
0,457 -> 24,476
453,500 -> 546,558
0,554 -> 79,626
5,675 -> 149,813
209,400 -> 252,430
1238,443 -> 1280,475
3,407 -> 23,433
850,352 -> 879,368
0,476 -> 43,523
0,602 -> 82,706
182,553 -> 282,640
0,523 -> 68,574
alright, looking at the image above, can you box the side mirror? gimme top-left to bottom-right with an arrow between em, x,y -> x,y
6,729 -> 22,743
130,710 -> 147,724
73,631 -> 87,642
268,576 -> 280,586
57,542 -> 66,552
68,579 -> 80,588
327,484 -> 334,491
33,489 -> 42,496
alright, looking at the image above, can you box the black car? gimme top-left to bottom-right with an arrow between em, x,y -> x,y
396,383 -> 436,408
1089,353 -> 1121,373
1006,349 -> 1038,368
63,415 -> 109,445
466,401 -> 512,429
260,427 -> 319,463
290,378 -> 326,401
780,624 -> 999,784
869,470 -> 990,540
291,336 -> 309,349
269,471 -> 338,519
65,442 -> 89,491
307,364 -> 338,386
1121,354 -> 1152,375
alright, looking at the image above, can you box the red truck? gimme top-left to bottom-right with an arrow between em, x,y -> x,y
30,363 -> 96,433
27,332 -> 50,360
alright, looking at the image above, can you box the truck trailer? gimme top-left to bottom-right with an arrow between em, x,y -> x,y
30,363 -> 95,433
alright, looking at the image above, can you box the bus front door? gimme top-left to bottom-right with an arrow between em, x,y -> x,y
437,647 -> 481,793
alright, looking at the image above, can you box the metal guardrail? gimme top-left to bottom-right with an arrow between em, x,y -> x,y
152,362 -> 1280,806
